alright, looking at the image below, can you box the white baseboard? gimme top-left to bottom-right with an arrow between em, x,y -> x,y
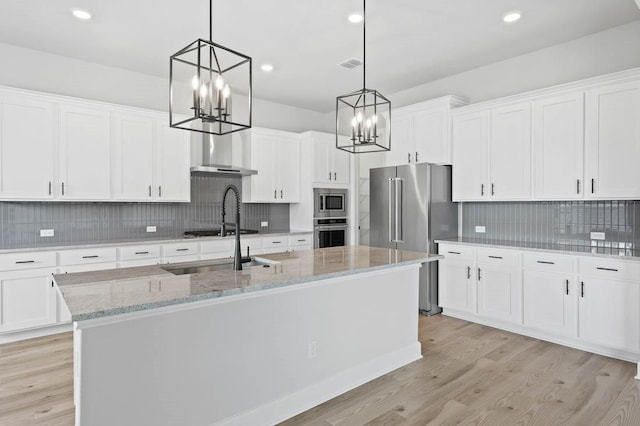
0,323 -> 72,344
216,342 -> 422,426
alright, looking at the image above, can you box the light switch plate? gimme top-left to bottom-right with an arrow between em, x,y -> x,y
261,221 -> 268,227
40,229 -> 54,237
591,231 -> 605,240
475,226 -> 486,234
146,226 -> 157,233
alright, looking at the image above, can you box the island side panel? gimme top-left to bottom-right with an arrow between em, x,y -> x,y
74,265 -> 421,426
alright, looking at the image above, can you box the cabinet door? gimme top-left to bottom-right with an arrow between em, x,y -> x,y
155,121 -> 191,202
523,270 -> 574,337
489,103 -> 531,200
452,111 -> 488,201
0,95 -> 55,199
585,82 -> 640,199
414,107 -> 448,164
533,94 -> 584,200
477,263 -> 521,323
249,133 -> 278,202
439,259 -> 476,313
313,138 -> 331,184
112,113 -> 154,200
578,278 -> 640,353
58,104 -> 111,200
385,113 -> 413,166
0,269 -> 57,333
277,137 -> 300,203
331,138 -> 351,185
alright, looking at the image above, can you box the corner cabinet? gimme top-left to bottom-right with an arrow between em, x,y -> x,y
310,132 -> 350,186
240,128 -> 300,203
385,96 -> 466,167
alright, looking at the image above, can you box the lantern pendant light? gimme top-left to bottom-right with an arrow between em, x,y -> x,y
336,0 -> 391,154
169,0 -> 252,135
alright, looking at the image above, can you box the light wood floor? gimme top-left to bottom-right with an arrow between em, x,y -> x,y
2,316 -> 640,425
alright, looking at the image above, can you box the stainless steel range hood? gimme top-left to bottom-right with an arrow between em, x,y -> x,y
190,132 -> 257,176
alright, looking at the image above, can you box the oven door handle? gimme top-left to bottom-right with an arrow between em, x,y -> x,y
315,226 -> 349,231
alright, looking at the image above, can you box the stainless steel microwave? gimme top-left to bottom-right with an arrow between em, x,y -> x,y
314,188 -> 347,218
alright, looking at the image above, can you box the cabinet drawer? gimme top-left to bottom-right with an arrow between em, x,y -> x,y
523,252 -> 574,273
289,234 -> 313,247
438,244 -> 475,261
118,245 -> 161,261
162,242 -> 199,258
579,257 -> 640,282
58,247 -> 117,266
0,251 -> 57,272
199,239 -> 235,254
477,248 -> 520,266
262,236 -> 288,250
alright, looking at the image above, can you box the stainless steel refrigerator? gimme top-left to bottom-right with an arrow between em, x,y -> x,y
369,163 -> 458,315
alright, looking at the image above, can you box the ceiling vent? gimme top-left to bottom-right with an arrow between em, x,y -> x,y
339,58 -> 363,69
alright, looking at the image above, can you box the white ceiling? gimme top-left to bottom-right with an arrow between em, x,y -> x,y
1,0 -> 639,112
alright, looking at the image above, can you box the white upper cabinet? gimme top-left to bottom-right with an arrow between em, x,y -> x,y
533,93 -> 584,200
0,93 -> 55,200
154,120 -> 191,202
112,113 -> 155,200
385,96 -> 465,167
452,111 -> 489,201
241,128 -> 300,203
311,132 -> 350,185
488,102 -> 531,200
58,103 -> 111,200
585,81 -> 640,200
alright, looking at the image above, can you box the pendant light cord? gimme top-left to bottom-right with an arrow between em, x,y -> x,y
209,0 -> 213,41
363,0 -> 366,90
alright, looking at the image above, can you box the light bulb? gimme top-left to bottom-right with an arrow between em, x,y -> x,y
366,119 -> 372,128
351,117 -> 357,127
222,84 -> 230,99
191,75 -> 199,90
215,74 -> 225,90
356,112 -> 363,123
372,115 -> 378,123
199,83 -> 207,97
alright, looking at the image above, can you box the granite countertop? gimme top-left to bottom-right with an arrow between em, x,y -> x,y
54,246 -> 441,321
436,237 -> 640,261
0,229 -> 314,255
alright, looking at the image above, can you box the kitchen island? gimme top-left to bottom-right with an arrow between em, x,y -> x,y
55,245 -> 440,426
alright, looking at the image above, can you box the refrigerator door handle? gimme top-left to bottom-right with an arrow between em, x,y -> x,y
395,178 -> 404,243
388,178 -> 394,242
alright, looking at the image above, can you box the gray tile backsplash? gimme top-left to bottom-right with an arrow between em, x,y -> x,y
461,201 -> 640,250
0,175 -> 289,249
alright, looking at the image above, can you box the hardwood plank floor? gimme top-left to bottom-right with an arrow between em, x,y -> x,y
1,316 -> 639,425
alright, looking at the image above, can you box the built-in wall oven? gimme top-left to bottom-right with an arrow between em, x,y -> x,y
314,188 -> 348,248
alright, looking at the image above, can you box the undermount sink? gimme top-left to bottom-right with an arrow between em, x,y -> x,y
161,258 -> 275,276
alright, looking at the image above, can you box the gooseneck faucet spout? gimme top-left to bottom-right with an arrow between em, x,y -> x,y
221,184 -> 242,271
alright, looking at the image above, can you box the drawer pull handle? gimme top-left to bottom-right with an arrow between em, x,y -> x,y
596,267 -> 618,272
298,239 -> 306,242
448,251 -> 461,255
82,255 -> 99,259
176,248 -> 190,252
581,281 -> 584,298
536,261 -> 555,265
272,241 -> 282,244
15,260 -> 35,264
488,256 -> 503,259
565,279 -> 569,295
467,266 -> 471,279
477,267 -> 482,281
135,251 -> 150,255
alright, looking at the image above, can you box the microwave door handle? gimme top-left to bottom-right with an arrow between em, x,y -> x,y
396,178 -> 403,243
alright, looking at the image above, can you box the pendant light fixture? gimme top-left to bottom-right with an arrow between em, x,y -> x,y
169,0 -> 252,135
336,0 -> 391,154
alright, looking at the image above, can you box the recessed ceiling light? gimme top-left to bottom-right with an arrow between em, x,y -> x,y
503,11 -> 522,23
261,64 -> 274,72
71,8 -> 92,21
348,14 -> 363,24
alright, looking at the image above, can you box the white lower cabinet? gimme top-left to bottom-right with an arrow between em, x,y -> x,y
0,268 -> 57,333
523,270 -> 574,337
476,261 -> 521,324
439,257 -> 476,314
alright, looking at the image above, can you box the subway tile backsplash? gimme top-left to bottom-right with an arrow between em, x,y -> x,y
461,201 -> 640,250
0,175 -> 289,250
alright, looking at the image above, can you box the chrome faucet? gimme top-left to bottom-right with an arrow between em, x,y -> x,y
221,184 -> 243,271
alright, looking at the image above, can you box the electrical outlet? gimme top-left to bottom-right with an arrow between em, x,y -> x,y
146,226 -> 157,233
475,226 -> 486,234
40,229 -> 54,237
261,221 -> 268,227
308,341 -> 317,359
591,231 -> 605,240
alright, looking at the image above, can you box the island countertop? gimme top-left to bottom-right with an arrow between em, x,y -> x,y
54,245 -> 441,321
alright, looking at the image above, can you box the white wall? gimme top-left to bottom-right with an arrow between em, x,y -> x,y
0,42 -> 331,133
